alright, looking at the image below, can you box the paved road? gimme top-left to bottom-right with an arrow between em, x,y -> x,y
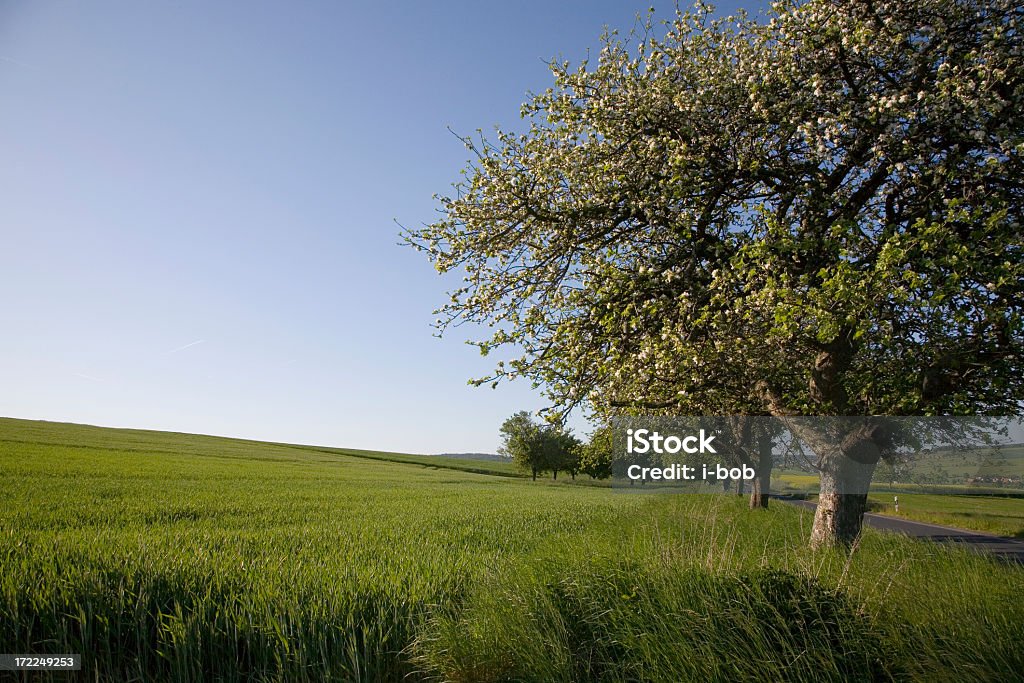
780,497 -> 1024,564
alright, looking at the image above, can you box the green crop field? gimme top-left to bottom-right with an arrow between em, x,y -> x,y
771,471 -> 1024,538
1,417 -> 1022,682
864,493 -> 1024,539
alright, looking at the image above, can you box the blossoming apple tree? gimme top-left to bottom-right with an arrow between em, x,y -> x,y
405,0 -> 1023,546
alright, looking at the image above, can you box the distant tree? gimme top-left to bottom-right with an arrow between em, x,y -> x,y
579,425 -> 614,480
549,429 -> 582,480
498,411 -> 547,481
407,0 -> 1024,547
715,417 -> 782,509
566,440 -> 584,480
498,412 -> 580,481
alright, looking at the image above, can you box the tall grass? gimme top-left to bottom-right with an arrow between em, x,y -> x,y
1,418 -> 1021,681
414,495 -> 1024,682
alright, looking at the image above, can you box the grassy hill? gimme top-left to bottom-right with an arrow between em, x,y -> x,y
1,417 -> 1022,681
0,417 -> 523,477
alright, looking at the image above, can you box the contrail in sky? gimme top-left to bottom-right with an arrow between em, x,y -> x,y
168,339 -> 206,354
0,55 -> 32,68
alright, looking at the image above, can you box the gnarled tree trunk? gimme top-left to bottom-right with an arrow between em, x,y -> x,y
808,427 -> 883,548
763,412 -> 884,548
811,471 -> 872,548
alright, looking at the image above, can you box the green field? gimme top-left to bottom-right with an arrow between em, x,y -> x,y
772,471 -> 1024,538
1,418 -> 1023,682
865,493 -> 1024,539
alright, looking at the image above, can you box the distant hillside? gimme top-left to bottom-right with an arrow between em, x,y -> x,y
0,417 -> 524,479
436,452 -> 509,462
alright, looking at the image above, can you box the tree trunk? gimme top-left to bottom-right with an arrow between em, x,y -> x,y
749,460 -> 772,509
749,434 -> 773,509
552,469 -> 558,480
812,491 -> 869,548
735,476 -> 745,496
810,455 -> 878,548
768,415 -> 886,548
532,468 -> 537,481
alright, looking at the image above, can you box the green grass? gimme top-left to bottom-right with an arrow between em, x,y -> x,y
915,444 -> 1024,479
1,417 -> 1022,681
773,471 -> 821,494
865,493 -> 1024,539
774,467 -> 1024,538
0,417 -> 523,478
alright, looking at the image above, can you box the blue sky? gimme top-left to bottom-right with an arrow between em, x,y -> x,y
1,0 -> 753,453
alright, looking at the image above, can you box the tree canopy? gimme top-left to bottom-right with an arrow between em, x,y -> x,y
498,411 -> 579,480
406,0 -> 1023,425
579,424 -> 614,480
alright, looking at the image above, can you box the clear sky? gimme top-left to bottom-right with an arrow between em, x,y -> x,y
1,0 -> 754,454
